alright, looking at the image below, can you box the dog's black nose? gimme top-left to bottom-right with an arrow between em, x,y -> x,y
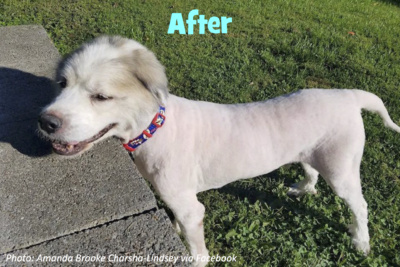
38,113 -> 63,134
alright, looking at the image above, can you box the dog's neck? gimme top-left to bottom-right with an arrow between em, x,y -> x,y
123,105 -> 166,152
126,95 -> 182,182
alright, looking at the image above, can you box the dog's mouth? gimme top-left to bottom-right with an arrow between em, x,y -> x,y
51,123 -> 117,156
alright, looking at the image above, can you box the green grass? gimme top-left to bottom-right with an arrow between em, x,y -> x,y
2,0 -> 400,265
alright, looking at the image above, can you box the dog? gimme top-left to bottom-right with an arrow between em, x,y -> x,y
38,36 -> 400,266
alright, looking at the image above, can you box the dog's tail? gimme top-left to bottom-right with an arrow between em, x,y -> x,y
354,89 -> 400,133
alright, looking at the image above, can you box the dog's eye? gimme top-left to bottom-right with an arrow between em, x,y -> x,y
91,94 -> 113,101
57,77 -> 67,88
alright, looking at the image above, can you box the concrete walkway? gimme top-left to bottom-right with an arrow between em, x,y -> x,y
0,25 -> 188,266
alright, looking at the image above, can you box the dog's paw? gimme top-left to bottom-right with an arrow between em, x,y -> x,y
193,252 -> 210,267
353,239 -> 371,256
287,183 -> 317,197
172,219 -> 181,234
287,186 -> 304,197
193,260 -> 208,267
348,224 -> 370,256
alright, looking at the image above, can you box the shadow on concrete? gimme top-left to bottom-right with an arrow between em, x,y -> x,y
0,67 -> 59,157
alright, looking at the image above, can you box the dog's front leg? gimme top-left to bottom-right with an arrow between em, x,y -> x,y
163,191 -> 209,266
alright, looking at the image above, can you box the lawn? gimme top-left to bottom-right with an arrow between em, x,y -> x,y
1,0 -> 400,266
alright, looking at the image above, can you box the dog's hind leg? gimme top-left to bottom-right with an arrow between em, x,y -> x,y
288,162 -> 319,197
324,162 -> 370,255
314,130 -> 370,254
343,183 -> 370,255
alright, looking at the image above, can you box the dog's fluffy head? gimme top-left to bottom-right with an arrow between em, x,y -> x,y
38,36 -> 168,156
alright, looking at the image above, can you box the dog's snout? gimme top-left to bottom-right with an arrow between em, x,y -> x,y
38,113 -> 63,134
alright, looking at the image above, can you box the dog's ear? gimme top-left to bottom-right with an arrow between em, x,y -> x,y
131,49 -> 169,105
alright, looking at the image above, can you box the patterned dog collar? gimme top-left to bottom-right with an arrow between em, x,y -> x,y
123,106 -> 166,152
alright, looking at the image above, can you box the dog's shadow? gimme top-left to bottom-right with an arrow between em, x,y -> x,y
377,0 -> 400,7
0,67 -> 58,157
211,168 -> 350,248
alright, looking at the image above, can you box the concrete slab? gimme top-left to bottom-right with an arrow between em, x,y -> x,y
0,209 -> 189,266
0,25 -> 157,253
0,25 -> 60,77
0,139 -> 157,254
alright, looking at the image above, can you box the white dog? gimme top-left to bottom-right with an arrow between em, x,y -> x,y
38,36 -> 400,266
